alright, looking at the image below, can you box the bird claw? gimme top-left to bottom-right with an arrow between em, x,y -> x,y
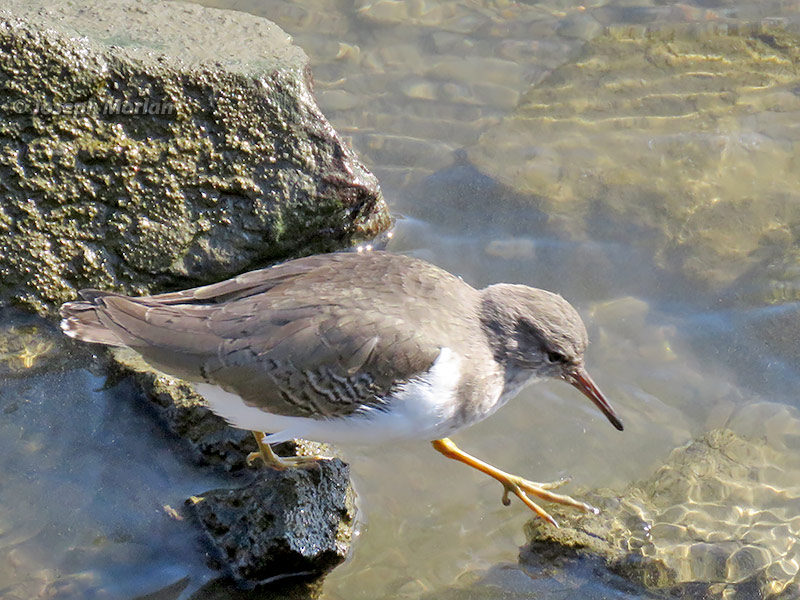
246,450 -> 270,468
498,475 -> 598,527
248,431 -> 328,470
248,449 -> 327,470
540,476 -> 572,490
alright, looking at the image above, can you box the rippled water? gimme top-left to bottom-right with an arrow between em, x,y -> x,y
3,0 -> 800,597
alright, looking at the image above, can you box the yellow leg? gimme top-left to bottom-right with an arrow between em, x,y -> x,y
432,437 -> 597,527
247,431 -> 326,470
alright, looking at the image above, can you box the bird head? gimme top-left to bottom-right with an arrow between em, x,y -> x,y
480,284 -> 623,431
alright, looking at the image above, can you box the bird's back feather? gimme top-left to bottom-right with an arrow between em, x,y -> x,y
58,252 -> 489,422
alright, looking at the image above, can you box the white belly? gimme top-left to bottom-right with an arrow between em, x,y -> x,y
195,347 -> 466,445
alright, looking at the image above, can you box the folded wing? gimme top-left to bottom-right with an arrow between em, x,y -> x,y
60,254 -> 446,419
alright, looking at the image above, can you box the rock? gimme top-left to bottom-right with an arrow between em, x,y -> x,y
187,458 -> 356,586
188,576 -> 323,600
523,429 -> 800,599
0,308 -> 71,378
0,0 -> 390,315
468,23 -> 800,296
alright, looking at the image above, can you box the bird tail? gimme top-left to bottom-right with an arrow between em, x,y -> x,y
59,290 -> 126,347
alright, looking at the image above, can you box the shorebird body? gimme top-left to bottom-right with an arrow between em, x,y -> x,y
60,250 -> 622,525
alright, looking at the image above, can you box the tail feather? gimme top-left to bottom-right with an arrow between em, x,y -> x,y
60,292 -> 126,347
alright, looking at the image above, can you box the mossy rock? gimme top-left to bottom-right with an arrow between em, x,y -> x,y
0,0 -> 391,315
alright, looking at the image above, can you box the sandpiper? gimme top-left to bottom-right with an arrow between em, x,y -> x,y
60,251 -> 622,525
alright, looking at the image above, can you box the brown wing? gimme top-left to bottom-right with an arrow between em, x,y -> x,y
66,252 -> 480,419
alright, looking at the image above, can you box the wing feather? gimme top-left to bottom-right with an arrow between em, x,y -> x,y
62,252 -> 480,419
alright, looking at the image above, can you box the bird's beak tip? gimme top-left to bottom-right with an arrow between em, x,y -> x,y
567,368 -> 624,432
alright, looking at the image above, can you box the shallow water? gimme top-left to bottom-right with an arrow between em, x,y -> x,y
0,313 -> 231,599
3,0 -> 800,597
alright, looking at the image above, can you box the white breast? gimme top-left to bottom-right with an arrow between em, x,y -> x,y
195,347 -> 464,445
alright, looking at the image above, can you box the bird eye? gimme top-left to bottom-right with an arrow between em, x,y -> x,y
546,351 -> 566,364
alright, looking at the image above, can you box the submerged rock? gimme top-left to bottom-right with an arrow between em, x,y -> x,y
188,458 -> 356,586
469,24 -> 800,296
188,576 -> 324,600
0,309 -> 70,378
0,0 -> 390,315
523,429 -> 800,599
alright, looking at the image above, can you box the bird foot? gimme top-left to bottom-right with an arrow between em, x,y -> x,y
248,431 -> 327,470
432,438 -> 597,527
499,474 -> 597,527
246,449 -> 327,470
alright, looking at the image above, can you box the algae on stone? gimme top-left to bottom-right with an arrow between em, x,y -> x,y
0,0 -> 390,315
